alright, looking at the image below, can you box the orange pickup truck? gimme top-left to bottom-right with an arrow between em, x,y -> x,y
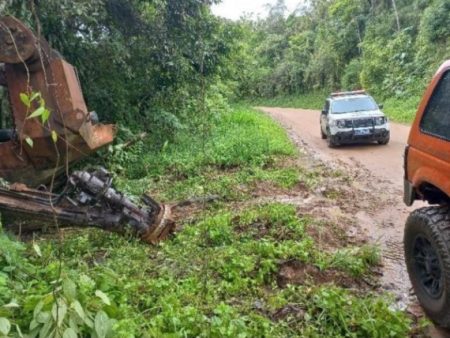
403,60 -> 450,327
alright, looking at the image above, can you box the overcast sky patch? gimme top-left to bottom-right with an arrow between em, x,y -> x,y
212,0 -> 304,21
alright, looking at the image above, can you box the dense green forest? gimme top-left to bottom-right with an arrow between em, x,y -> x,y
238,0 -> 450,121
4,0 -> 449,130
0,0 -> 449,337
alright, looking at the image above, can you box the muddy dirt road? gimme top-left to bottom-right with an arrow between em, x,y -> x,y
260,107 -> 449,337
260,107 -> 410,186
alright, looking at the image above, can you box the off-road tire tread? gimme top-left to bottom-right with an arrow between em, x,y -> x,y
404,206 -> 450,327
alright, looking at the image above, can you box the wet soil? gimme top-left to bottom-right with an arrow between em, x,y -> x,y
277,259 -> 370,289
259,107 -> 450,338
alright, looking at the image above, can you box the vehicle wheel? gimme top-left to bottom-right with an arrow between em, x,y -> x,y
404,206 -> 450,327
321,127 -> 327,139
327,137 -> 338,148
326,135 -> 337,148
378,134 -> 390,145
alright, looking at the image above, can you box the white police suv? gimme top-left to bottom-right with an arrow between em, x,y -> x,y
320,90 -> 390,147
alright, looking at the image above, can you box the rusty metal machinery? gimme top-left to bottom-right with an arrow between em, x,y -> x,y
0,16 -> 175,243
0,168 -> 174,244
0,16 -> 115,185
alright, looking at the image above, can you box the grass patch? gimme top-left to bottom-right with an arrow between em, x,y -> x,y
0,106 -> 413,337
110,106 -> 296,182
382,95 -> 421,124
247,92 -> 326,111
111,106 -> 300,201
0,204 -> 410,337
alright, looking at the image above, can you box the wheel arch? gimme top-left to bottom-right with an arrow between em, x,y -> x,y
412,168 -> 450,205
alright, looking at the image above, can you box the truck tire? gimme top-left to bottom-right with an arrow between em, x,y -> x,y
378,133 -> 390,145
404,206 -> 450,327
321,127 -> 327,139
326,134 -> 337,148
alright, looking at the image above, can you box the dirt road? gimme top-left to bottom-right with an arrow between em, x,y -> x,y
260,107 -> 450,337
259,107 -> 410,187
259,105 -> 412,288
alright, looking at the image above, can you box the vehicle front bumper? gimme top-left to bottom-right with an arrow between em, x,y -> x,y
329,128 -> 389,144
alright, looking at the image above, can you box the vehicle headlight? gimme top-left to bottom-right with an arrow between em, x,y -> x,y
374,117 -> 387,125
336,120 -> 349,128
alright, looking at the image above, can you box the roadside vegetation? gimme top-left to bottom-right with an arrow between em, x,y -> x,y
236,0 -> 449,123
1,107 -> 414,337
0,0 -> 443,336
249,92 -> 421,124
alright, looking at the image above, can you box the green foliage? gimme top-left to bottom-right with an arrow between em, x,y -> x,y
104,107 -> 303,202
382,96 -> 422,123
420,0 -> 450,43
0,2 -> 418,336
108,107 -> 295,181
325,245 -> 381,277
0,200 -> 410,337
0,232 -> 117,337
341,59 -> 363,90
2,0 -> 236,144
249,92 -> 326,111
0,103 -> 412,336
302,287 -> 411,337
233,0 -> 449,123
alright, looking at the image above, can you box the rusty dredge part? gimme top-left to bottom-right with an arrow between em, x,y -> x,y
0,16 -> 175,243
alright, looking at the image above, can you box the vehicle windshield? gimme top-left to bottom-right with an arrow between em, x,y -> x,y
331,97 -> 378,114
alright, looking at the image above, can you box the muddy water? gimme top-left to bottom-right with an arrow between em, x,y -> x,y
259,107 -> 450,337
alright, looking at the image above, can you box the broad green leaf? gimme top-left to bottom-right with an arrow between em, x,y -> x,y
63,278 -> 76,300
30,319 -> 39,330
71,301 -> 88,324
32,242 -> 42,257
51,130 -> 58,143
36,311 -> 50,324
20,93 -> 31,108
51,301 -> 67,327
68,316 -> 79,333
41,109 -> 51,124
33,301 -> 44,319
0,317 -> 11,335
3,301 -> 19,308
95,290 -> 111,306
30,92 -> 40,102
15,324 -> 24,338
63,328 -> 77,338
38,317 -> 53,338
25,137 -> 34,148
28,106 -> 45,119
94,311 -> 109,338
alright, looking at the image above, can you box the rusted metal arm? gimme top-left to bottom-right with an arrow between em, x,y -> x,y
0,16 -> 175,244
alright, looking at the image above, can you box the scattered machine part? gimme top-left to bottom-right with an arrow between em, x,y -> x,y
0,16 -> 175,243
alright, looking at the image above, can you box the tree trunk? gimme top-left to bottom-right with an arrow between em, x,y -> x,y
391,0 -> 401,31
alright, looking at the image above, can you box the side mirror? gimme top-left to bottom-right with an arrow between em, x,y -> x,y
378,104 -> 384,110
